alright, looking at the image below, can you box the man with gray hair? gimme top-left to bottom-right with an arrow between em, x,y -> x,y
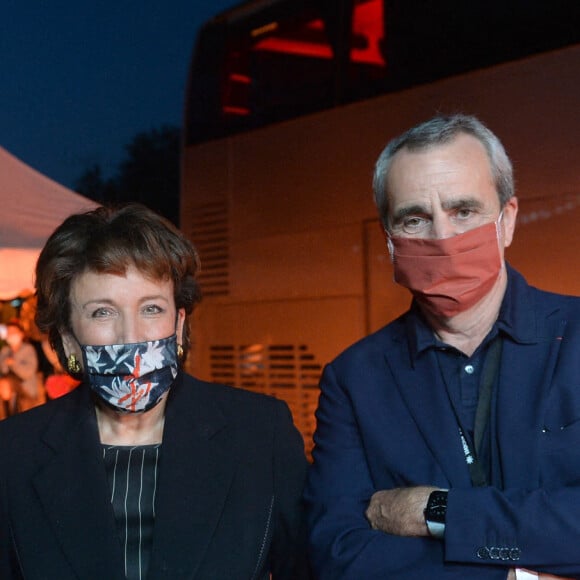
305,114 -> 580,579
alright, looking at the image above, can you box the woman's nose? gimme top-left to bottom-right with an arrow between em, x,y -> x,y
117,318 -> 142,344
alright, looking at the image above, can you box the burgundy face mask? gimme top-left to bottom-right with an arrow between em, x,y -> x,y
388,219 -> 503,318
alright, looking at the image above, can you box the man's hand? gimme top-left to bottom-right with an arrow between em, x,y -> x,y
365,486 -> 437,537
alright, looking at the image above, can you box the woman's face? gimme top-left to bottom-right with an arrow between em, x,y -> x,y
5,325 -> 24,350
62,265 -> 185,361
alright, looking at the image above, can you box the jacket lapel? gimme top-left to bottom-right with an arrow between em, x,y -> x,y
147,376 -> 236,579
495,307 -> 566,488
33,387 -> 125,579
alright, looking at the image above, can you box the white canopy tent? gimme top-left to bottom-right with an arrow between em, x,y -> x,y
0,146 -> 98,300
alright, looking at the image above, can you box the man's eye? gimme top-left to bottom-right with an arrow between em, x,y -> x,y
402,216 -> 428,232
455,208 -> 475,220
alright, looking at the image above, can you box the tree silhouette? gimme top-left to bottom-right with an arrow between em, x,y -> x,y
74,164 -> 116,204
75,125 -> 180,225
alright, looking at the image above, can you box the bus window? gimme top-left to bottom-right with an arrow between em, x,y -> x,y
185,0 -> 580,144
185,0 -> 387,145
185,0 -> 580,145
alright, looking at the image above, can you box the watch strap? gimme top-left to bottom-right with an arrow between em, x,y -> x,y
426,519 -> 446,539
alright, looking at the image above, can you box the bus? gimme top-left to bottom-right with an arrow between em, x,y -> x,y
181,0 -> 580,455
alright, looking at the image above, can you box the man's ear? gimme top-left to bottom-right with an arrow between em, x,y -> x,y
501,196 -> 518,248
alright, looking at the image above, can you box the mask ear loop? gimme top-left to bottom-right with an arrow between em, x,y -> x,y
382,225 -> 395,263
174,313 -> 184,358
384,228 -> 399,283
495,210 -> 504,237
495,210 -> 505,270
387,237 -> 395,263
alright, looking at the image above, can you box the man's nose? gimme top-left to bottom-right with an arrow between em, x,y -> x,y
431,216 -> 457,239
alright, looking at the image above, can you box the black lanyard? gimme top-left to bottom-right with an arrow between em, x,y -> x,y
437,336 -> 503,487
468,336 -> 503,486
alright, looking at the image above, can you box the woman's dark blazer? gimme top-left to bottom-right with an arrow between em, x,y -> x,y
0,372 -> 310,579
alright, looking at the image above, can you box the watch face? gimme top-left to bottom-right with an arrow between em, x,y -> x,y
426,491 -> 448,523
429,505 -> 446,520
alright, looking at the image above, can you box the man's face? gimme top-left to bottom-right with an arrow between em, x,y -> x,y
386,133 -> 517,252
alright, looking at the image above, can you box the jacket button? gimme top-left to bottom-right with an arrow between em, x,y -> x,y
510,548 -> 521,561
477,547 -> 490,559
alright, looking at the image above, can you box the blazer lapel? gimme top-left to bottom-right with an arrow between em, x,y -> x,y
147,376 -> 236,579
496,314 -> 566,488
384,336 -> 472,487
33,387 -> 125,579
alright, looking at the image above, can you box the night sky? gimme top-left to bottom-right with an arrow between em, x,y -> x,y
1,1 -> 240,190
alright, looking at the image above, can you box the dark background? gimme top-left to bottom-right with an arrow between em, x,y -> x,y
0,1 -> 240,191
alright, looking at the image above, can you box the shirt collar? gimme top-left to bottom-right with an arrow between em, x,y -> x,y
406,263 -> 533,362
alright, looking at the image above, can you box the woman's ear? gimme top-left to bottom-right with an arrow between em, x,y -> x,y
60,332 -> 81,359
176,308 -> 186,345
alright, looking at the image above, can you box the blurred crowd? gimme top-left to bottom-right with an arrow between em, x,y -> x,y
0,296 -> 78,420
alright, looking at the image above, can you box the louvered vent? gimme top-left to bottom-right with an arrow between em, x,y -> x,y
210,343 -> 322,459
185,201 -> 229,296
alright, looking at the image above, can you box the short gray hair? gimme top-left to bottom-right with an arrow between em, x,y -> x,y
372,114 -> 514,230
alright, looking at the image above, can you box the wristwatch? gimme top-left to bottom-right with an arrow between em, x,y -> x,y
424,489 -> 448,539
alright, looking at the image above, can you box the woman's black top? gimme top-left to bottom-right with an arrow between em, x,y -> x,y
102,444 -> 161,580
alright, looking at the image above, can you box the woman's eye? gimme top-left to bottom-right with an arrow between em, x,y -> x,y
143,304 -> 163,315
91,307 -> 112,318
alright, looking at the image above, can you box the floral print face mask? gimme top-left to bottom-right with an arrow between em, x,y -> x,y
81,334 -> 179,413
